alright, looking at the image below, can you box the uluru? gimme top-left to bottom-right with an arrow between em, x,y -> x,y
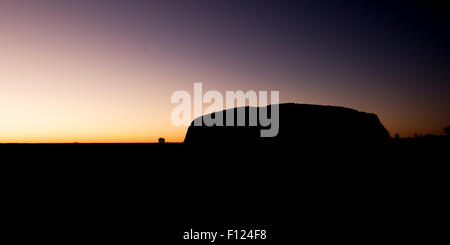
184,103 -> 391,145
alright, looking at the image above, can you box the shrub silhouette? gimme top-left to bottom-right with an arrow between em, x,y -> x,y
444,126 -> 450,137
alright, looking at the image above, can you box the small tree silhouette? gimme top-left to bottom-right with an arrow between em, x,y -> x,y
444,126 -> 450,137
158,137 -> 165,144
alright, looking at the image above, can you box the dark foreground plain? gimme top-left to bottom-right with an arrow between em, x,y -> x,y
2,141 -> 447,244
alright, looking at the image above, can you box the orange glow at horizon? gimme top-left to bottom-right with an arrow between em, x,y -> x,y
1,2 -> 448,143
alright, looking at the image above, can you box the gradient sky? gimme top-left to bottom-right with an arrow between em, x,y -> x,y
1,0 -> 449,142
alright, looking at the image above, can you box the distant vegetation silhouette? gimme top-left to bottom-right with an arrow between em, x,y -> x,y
392,126 -> 450,146
445,126 -> 450,137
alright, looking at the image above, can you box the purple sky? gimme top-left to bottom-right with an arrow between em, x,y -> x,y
1,0 -> 449,142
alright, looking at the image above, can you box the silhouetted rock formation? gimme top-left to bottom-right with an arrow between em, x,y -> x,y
184,103 -> 390,145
